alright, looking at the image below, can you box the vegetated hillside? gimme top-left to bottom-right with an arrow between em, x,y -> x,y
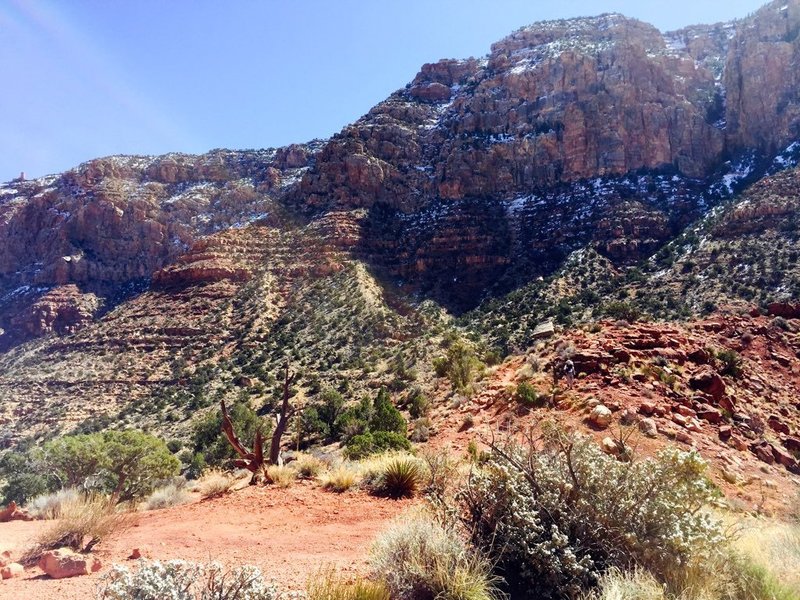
1,0 -> 800,472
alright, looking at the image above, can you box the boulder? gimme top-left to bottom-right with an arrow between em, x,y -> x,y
688,365 -> 725,400
639,401 -> 657,416
750,441 -> 775,465
601,437 -> 622,456
638,417 -> 658,438
696,404 -> 722,424
0,563 -> 23,580
38,548 -> 101,579
589,405 -> 613,429
771,444 -> 798,470
719,425 -> 733,442
767,415 -> 790,435
0,501 -> 32,522
783,436 -> 800,453
532,320 -> 555,340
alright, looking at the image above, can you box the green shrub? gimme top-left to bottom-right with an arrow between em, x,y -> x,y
408,389 -> 431,419
13,430 -> 180,505
370,511 -> 500,600
98,559 -> 278,600
0,449 -> 54,505
370,388 -> 407,436
715,348 -> 743,378
602,301 -> 641,323
514,381 -> 543,408
433,341 -> 484,395
459,427 -> 723,599
344,432 -> 411,460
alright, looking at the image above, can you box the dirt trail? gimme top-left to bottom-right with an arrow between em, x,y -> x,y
0,482 -> 412,600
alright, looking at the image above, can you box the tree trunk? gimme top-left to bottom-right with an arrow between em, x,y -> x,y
269,361 -> 297,465
220,399 -> 264,484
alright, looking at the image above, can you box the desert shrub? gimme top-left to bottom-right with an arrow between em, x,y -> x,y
420,449 -> 460,508
459,427 -> 723,599
336,394 -> 374,442
601,301 -> 641,323
294,453 -> 326,479
305,388 -> 346,443
0,446 -> 59,505
32,494 -> 133,555
264,465 -> 296,488
408,389 -> 431,419
344,432 -> 411,460
371,511 -> 499,600
195,469 -> 238,498
364,455 -> 426,499
307,567 -> 390,600
715,348 -> 744,378
320,464 -> 358,493
144,483 -> 190,510
26,487 -> 81,520
514,382 -> 543,408
98,559 -> 278,600
370,388 -> 407,436
433,341 -> 484,395
410,418 -> 431,443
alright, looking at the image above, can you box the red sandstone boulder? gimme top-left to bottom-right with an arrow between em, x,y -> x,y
0,563 -> 23,579
688,366 -> 726,400
38,548 -> 101,579
0,501 -> 32,522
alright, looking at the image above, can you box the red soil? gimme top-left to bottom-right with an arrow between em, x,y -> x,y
0,482 -> 413,600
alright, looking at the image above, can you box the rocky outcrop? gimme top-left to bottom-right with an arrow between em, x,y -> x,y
725,0 -> 800,154
0,145 -> 320,347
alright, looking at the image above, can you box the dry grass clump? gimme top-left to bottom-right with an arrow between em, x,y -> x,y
307,567 -> 390,600
294,453 -> 327,479
25,494 -> 134,562
144,483 -> 191,510
320,464 -> 359,493
194,469 -> 239,498
25,488 -> 81,520
581,569 -> 665,600
371,510 -> 500,600
264,465 -> 297,488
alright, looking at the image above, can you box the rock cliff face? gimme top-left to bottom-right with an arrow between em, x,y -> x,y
287,2 -> 800,307
3,1 -> 800,341
0,145 -> 320,348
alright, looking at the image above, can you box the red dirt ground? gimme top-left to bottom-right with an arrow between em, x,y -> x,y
0,482 -> 413,600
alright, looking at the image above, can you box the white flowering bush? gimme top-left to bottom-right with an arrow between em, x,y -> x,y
97,559 -> 278,600
458,427 -> 724,599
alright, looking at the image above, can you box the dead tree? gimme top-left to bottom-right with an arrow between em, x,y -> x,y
220,399 -> 264,484
269,361 -> 298,465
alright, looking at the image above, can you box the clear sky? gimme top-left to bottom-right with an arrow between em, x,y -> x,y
0,0 -> 769,183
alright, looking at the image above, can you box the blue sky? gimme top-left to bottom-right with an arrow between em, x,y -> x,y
0,0 -> 769,183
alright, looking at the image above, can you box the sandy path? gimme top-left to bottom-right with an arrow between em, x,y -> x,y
0,481 -> 413,599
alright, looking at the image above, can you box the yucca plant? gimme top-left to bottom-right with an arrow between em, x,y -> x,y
370,456 -> 425,499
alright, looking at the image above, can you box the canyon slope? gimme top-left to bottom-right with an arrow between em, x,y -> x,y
1,0 -> 800,503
